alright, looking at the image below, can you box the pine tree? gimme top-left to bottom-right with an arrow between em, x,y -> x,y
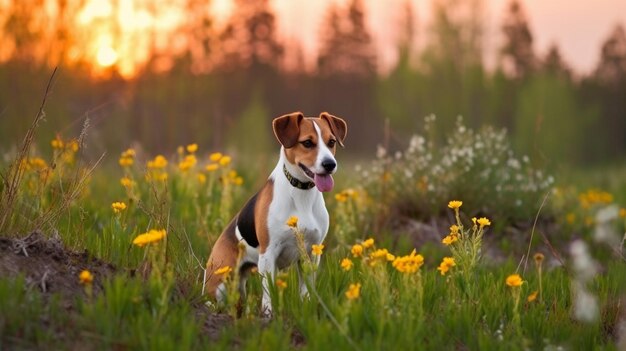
317,0 -> 376,78
590,24 -> 626,159
542,43 -> 571,80
500,0 -> 535,80
217,0 -> 283,71
594,24 -> 626,86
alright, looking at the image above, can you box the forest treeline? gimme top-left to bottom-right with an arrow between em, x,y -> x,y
0,0 -> 625,165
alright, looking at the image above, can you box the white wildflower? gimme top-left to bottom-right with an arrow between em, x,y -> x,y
594,205 -> 620,247
572,281 -> 599,323
376,145 -> 387,159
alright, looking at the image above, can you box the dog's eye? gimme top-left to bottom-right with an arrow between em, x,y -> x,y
327,139 -> 336,148
301,140 -> 315,148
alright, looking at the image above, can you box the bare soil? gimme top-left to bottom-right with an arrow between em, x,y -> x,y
0,231 -> 116,307
0,232 -> 269,345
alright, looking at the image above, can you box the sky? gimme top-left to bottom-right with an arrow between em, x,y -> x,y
63,0 -> 626,77
257,0 -> 626,75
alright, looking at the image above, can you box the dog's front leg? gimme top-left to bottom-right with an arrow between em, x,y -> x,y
296,260 -> 310,299
258,252 -> 276,317
296,253 -> 320,299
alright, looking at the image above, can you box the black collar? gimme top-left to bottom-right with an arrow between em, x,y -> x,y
283,164 -> 315,190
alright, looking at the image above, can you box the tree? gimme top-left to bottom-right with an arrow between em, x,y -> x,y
594,24 -> 626,85
420,0 -> 487,132
177,0 -> 216,73
378,0 -> 424,136
587,24 -> 626,159
314,0 -> 379,152
542,43 -> 571,80
515,73 -> 593,164
212,0 -> 285,127
317,0 -> 376,78
500,0 -> 535,80
217,0 -> 283,72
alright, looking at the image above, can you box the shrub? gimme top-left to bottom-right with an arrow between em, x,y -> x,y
357,115 -> 554,227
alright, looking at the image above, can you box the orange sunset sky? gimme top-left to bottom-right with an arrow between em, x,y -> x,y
24,0 -> 626,78
267,0 -> 626,74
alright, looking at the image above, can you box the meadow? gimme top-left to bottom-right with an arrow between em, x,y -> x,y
1,112 -> 626,351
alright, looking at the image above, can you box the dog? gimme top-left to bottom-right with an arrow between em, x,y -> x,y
205,111 -> 347,316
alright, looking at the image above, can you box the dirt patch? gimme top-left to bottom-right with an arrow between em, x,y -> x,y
0,232 -> 262,345
0,231 -> 116,306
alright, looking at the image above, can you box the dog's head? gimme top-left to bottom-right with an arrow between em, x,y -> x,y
273,112 -> 347,192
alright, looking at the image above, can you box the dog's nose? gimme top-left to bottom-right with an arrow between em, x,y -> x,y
321,159 -> 336,173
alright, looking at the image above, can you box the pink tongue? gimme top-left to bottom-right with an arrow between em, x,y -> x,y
313,174 -> 334,192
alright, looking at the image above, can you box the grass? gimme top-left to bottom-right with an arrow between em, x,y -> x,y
1,108 -> 626,349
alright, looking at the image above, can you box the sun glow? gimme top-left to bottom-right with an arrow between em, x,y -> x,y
96,45 -> 118,67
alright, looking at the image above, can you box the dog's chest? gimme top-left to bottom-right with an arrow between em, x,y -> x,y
267,191 -> 329,268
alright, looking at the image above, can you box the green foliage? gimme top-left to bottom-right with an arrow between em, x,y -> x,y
226,90 -> 273,158
0,277 -> 69,348
355,115 -> 554,227
1,103 -> 626,351
515,73 -> 597,164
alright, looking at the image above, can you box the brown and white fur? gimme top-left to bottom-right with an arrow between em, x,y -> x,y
205,111 -> 347,316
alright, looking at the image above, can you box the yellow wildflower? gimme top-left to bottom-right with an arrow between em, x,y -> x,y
120,177 -> 135,188
362,238 -> 374,249
215,266 -> 233,277
368,248 -> 394,266
437,257 -> 456,276
146,171 -> 168,182
178,154 -> 197,172
449,224 -> 459,234
132,229 -> 167,247
566,213 -> 576,224
111,202 -> 127,213
341,258 -> 353,271
343,189 -> 357,198
336,189 -> 358,203
351,244 -> 364,257
443,257 -> 456,266
119,157 -> 134,167
206,163 -> 219,172
66,139 -> 79,152
219,155 -> 232,166
311,244 -> 324,256
29,158 -> 48,170
448,200 -> 462,209
79,270 -> 93,285
233,176 -> 244,186
276,279 -> 287,291
209,152 -> 223,162
620,208 -> 626,218
147,155 -> 168,169
197,173 -> 207,184
335,193 -> 348,203
121,148 -> 136,158
442,234 -> 458,246
51,136 -> 64,149
286,216 -> 299,228
477,217 -> 491,228
392,249 -> 424,273
534,253 -> 545,265
506,274 -> 523,287
345,283 -> 361,300
527,290 -> 538,302
186,143 -> 198,153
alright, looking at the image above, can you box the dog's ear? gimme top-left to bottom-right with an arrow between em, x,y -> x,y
273,112 -> 304,148
320,112 -> 347,147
